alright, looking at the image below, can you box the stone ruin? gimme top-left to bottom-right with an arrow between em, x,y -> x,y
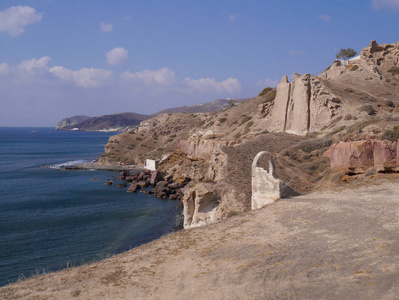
251,151 -> 299,210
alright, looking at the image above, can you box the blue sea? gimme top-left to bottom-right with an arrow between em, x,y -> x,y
0,127 -> 181,287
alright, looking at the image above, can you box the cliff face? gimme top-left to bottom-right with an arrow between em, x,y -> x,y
268,74 -> 342,134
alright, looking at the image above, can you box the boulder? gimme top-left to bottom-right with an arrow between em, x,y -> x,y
152,180 -> 169,198
137,171 -> 150,181
127,183 -> 141,193
328,139 -> 399,173
104,181 -> 113,185
137,180 -> 149,188
118,170 -> 130,180
168,182 -> 184,189
164,174 -> 173,182
150,171 -> 164,186
182,183 -> 219,229
125,175 -> 138,182
374,140 -> 397,171
169,194 -> 179,200
117,183 -> 127,188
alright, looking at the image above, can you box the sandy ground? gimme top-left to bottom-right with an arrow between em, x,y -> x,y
1,177 -> 399,299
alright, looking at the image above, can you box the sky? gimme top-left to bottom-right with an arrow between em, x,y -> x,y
0,0 -> 399,126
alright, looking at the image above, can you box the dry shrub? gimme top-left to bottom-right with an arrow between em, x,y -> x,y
381,126 -> 399,142
297,137 -> 333,153
358,105 -> 376,116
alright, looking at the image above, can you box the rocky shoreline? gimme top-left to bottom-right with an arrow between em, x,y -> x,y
116,169 -> 190,202
68,161 -> 190,204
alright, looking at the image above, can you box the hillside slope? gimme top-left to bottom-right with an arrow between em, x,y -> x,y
2,178 -> 399,299
99,40 -> 399,228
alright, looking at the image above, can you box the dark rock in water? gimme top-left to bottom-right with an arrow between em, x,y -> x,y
104,181 -> 113,185
125,175 -> 138,182
169,194 -> 179,200
138,170 -> 151,181
127,183 -> 141,193
141,190 -> 153,194
137,180 -> 149,188
120,170 -> 130,177
91,178 -> 99,180
150,171 -> 164,186
117,183 -> 127,188
152,180 -> 169,198
118,170 -> 130,180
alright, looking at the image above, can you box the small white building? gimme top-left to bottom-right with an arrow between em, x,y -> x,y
144,159 -> 159,171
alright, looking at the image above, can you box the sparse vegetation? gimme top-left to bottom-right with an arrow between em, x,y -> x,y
344,114 -> 352,120
350,65 -> 359,71
336,48 -> 358,60
218,117 -> 227,123
240,115 -> 252,125
385,100 -> 395,108
387,66 -> 399,76
297,137 -> 333,153
381,126 -> 399,142
358,105 -> 376,116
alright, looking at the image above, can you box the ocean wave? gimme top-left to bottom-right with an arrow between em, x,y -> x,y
45,159 -> 93,169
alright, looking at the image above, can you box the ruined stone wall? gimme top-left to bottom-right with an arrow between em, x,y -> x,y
251,152 -> 299,210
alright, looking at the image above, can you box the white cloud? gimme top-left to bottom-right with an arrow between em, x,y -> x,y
121,68 -> 241,94
121,68 -> 177,86
106,47 -> 129,66
372,0 -> 399,10
257,78 -> 278,88
316,14 -> 331,21
124,16 -> 132,20
0,63 -> 9,76
229,14 -> 238,21
184,77 -> 241,94
99,21 -> 114,33
50,66 -> 113,88
0,57 -> 244,126
0,6 -> 43,36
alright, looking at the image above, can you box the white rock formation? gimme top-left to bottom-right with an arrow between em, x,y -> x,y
268,74 -> 342,135
251,151 -> 299,210
182,183 -> 219,229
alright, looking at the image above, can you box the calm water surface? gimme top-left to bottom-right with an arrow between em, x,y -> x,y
0,127 -> 181,286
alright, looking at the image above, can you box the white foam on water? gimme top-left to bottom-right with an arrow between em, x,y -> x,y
46,159 -> 93,169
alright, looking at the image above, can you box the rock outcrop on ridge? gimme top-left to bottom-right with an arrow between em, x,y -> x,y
268,74 -> 342,134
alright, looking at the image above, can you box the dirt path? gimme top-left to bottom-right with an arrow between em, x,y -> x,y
1,177 -> 399,299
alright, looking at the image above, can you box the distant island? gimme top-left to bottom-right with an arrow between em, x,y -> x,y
55,98 -> 248,132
